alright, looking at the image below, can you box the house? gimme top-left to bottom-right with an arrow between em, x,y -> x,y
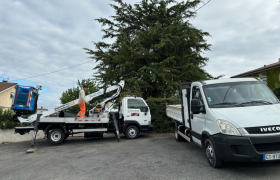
0,81 -> 17,110
36,108 -> 48,114
231,59 -> 280,89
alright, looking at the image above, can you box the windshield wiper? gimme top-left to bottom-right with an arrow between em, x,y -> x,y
211,102 -> 243,107
239,100 -> 273,105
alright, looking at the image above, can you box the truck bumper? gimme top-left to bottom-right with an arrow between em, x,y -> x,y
211,134 -> 280,162
141,125 -> 153,131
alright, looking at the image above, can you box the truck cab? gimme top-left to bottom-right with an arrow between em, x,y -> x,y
119,96 -> 152,139
167,78 -> 280,167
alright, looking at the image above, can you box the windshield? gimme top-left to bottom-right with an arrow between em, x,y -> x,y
203,81 -> 279,108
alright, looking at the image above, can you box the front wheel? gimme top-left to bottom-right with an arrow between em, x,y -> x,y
125,126 -> 139,139
48,129 -> 65,144
205,138 -> 223,168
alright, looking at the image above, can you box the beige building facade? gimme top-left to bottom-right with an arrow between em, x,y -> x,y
0,82 -> 17,110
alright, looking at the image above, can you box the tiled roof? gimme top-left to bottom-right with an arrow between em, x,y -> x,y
0,82 -> 17,93
231,61 -> 280,78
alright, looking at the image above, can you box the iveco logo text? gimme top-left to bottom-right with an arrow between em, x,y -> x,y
260,127 -> 280,132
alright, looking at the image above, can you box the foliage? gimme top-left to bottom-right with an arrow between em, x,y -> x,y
59,78 -> 100,116
85,0 -> 220,99
146,97 -> 180,133
272,86 -> 280,99
242,67 -> 280,90
0,109 -> 18,129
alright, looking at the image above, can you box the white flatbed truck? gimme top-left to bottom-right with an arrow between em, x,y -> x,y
167,78 -> 280,168
12,81 -> 153,149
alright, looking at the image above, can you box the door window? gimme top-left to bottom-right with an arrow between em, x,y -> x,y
127,99 -> 147,112
192,86 -> 205,107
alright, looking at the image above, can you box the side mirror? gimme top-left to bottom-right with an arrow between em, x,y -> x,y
191,99 -> 205,114
143,106 -> 149,112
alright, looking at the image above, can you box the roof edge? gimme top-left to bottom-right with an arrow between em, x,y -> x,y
231,64 -> 280,78
0,85 -> 16,94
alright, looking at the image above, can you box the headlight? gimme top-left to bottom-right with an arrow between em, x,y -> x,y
216,119 -> 241,136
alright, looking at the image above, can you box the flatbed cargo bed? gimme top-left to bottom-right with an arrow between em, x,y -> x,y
166,105 -> 183,123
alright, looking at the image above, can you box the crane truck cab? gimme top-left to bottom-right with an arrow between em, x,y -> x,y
167,78 -> 280,168
119,96 -> 152,139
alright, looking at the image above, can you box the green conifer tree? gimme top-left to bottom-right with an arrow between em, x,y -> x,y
85,0 -> 217,99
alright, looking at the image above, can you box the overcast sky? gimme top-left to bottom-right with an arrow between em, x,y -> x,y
0,0 -> 279,110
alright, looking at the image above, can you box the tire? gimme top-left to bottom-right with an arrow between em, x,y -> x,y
205,138 -> 223,168
174,121 -> 184,142
125,126 -> 139,139
48,129 -> 65,144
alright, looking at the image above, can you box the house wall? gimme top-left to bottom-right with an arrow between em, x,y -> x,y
239,67 -> 280,90
0,87 -> 15,110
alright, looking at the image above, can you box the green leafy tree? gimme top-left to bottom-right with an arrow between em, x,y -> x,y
60,79 -> 99,115
85,0 -> 219,99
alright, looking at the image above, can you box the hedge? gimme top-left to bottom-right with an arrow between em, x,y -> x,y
0,109 -> 18,130
272,86 -> 280,99
0,109 -> 31,129
146,97 -> 180,133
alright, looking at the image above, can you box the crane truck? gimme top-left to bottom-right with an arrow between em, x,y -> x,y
11,80 -> 153,150
167,78 -> 280,168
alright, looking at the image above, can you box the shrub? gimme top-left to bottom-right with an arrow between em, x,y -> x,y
0,109 -> 18,129
146,97 -> 180,133
272,86 -> 280,99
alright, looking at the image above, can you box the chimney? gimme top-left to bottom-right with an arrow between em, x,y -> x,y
279,58 -> 280,62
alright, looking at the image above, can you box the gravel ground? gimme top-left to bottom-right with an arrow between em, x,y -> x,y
1,133 -> 280,180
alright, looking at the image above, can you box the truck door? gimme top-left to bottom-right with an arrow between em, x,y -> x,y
181,89 -> 190,128
191,86 -> 206,145
125,98 -> 150,126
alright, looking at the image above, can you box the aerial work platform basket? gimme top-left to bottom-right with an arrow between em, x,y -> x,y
11,85 -> 39,114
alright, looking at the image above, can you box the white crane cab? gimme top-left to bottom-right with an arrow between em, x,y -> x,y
119,96 -> 152,139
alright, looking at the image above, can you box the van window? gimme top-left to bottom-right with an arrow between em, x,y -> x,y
127,99 -> 146,112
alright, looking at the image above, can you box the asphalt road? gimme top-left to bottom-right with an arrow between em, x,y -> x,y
1,134 -> 280,180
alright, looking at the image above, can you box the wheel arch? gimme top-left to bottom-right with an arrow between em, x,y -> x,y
201,131 -> 211,148
45,124 -> 67,134
123,121 -> 141,133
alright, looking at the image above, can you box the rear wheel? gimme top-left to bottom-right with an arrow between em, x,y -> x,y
48,129 -> 65,144
125,126 -> 139,139
174,121 -> 184,142
205,138 -> 223,168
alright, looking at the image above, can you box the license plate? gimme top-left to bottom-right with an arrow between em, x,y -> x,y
263,153 -> 280,161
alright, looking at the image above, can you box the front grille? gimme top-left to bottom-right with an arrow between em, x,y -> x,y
245,125 -> 280,134
253,142 -> 280,153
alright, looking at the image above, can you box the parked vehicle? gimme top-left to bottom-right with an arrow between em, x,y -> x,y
167,78 -> 280,168
12,81 -> 153,147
